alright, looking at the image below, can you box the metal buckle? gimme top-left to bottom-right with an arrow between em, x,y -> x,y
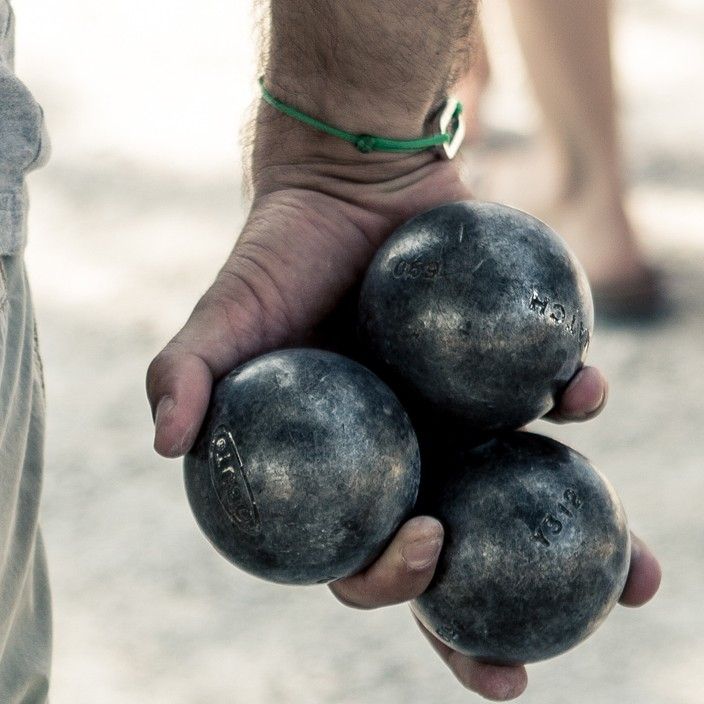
435,97 -> 465,160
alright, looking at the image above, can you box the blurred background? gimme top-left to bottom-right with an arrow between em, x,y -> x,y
14,0 -> 704,701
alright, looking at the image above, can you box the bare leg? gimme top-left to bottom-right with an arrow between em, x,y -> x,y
507,0 -> 651,293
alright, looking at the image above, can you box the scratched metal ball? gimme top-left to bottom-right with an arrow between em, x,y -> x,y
184,348 -> 421,585
358,201 -> 594,430
411,432 -> 630,664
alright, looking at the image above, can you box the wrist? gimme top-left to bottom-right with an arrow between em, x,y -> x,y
251,98 -> 449,196
262,70 -> 440,142
264,0 -> 454,140
249,111 -> 470,243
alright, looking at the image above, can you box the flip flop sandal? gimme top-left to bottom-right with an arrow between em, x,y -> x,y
592,266 -> 670,324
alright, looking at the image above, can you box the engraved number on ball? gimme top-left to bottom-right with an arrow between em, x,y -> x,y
533,489 -> 582,547
392,258 -> 441,280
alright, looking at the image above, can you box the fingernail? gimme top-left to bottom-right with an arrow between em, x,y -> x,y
560,369 -> 608,421
154,396 -> 178,456
496,683 -> 522,701
462,658 -> 528,701
173,422 -> 198,457
569,392 -> 606,421
154,395 -> 175,429
581,390 -> 607,421
587,376 -> 609,414
501,678 -> 526,701
402,536 -> 443,571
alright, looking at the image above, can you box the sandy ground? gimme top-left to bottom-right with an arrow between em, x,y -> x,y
10,0 -> 704,701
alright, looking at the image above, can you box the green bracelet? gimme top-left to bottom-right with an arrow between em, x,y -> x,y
259,78 -> 465,159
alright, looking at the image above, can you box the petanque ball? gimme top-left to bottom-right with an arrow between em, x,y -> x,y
184,348 -> 421,585
358,201 -> 594,430
411,432 -> 630,664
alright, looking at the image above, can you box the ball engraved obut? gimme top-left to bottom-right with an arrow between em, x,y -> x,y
411,432 -> 631,664
209,425 -> 261,536
184,348 -> 421,585
358,201 -> 594,430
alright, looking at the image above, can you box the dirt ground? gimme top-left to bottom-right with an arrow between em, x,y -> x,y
13,0 -> 704,701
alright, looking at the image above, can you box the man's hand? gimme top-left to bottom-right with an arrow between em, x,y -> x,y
145,141 -> 660,699
147,2 -> 659,697
146,116 -> 608,458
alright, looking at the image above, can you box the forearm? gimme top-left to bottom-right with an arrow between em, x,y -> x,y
254,0 -> 477,181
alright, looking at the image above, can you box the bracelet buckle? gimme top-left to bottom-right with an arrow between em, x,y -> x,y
435,97 -> 465,160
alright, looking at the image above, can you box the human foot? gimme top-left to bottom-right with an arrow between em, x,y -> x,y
540,191 -> 665,319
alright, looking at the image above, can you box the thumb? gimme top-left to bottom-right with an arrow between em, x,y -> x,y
146,346 -> 214,458
146,265 -> 288,458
